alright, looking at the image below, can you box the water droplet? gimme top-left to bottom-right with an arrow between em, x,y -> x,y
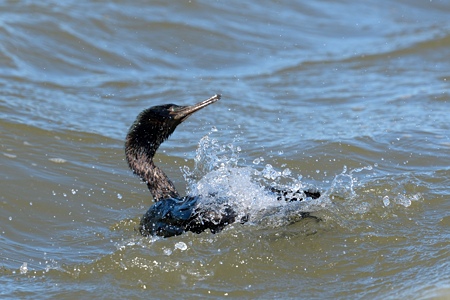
253,158 -> 261,165
262,164 -> 280,180
395,194 -> 411,207
183,165 -> 190,174
383,196 -> 390,207
174,242 -> 187,251
8,216 -> 12,221
211,126 -> 218,132
282,168 -> 291,177
117,194 -> 122,199
20,262 -> 28,274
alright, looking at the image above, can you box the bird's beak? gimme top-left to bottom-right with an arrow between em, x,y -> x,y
173,94 -> 221,121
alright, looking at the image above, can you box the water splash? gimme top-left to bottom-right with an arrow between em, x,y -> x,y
180,130 -> 423,231
181,133 -> 323,228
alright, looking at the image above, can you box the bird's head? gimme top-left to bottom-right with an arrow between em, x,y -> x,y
125,94 -> 221,159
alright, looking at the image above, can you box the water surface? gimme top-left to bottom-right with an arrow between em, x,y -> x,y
1,1 -> 450,299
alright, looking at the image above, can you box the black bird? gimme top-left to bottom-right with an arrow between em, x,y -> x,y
125,94 -> 320,237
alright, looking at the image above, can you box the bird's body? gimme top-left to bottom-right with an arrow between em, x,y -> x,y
125,95 -> 320,238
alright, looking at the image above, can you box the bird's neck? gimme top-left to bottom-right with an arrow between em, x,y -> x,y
126,150 -> 180,201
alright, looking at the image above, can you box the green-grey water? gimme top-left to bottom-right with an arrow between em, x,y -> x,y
1,1 -> 450,299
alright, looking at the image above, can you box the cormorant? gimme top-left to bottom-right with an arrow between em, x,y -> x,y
125,94 -> 320,237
